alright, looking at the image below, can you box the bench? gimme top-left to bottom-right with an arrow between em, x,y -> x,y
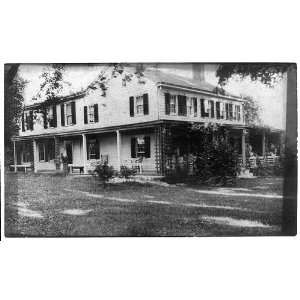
10,164 -> 33,173
68,164 -> 84,174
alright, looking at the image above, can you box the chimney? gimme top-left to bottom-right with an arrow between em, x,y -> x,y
192,63 -> 205,81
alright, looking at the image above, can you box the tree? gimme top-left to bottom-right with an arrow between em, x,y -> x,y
216,63 -> 297,236
4,64 -> 26,164
242,95 -> 261,126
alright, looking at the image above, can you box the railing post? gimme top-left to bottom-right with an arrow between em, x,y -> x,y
116,130 -> 121,172
32,139 -> 38,173
13,140 -> 17,172
82,133 -> 87,174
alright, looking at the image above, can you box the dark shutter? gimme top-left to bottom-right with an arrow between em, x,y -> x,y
178,95 -> 187,116
29,111 -> 34,130
131,137 -> 136,158
21,113 -> 25,132
210,101 -> 215,118
53,105 -> 57,127
144,136 -> 151,158
193,98 -> 197,116
95,139 -> 100,159
94,104 -> 99,122
129,96 -> 134,117
143,93 -> 149,115
44,142 -> 49,162
43,109 -> 48,129
225,103 -> 229,120
216,102 -> 220,119
84,106 -> 88,124
71,101 -> 76,124
165,93 -> 170,115
200,99 -> 206,117
61,104 -> 65,126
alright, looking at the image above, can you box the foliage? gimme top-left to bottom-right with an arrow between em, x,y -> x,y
193,125 -> 240,185
119,165 -> 136,179
216,63 -> 291,87
94,161 -> 115,187
242,95 -> 261,126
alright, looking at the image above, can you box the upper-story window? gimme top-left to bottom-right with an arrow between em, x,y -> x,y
22,110 -> 34,132
44,105 -> 57,128
170,95 -> 177,114
200,99 -> 209,118
84,104 -> 99,124
61,102 -> 76,126
235,105 -> 241,121
129,94 -> 149,117
209,100 -> 215,118
192,97 -> 197,117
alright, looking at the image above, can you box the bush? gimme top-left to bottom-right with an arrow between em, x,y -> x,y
94,161 -> 115,187
119,165 -> 136,179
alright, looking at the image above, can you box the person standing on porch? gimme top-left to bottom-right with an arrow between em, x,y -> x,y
61,152 -> 69,176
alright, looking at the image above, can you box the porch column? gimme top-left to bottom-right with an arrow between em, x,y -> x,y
262,130 -> 266,157
54,136 -> 60,170
32,139 -> 38,173
13,140 -> 17,172
241,129 -> 246,167
116,130 -> 121,172
82,133 -> 87,174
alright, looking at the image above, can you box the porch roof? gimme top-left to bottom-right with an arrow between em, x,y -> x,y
12,120 -> 248,141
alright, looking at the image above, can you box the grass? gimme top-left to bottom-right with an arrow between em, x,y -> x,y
5,172 -> 284,237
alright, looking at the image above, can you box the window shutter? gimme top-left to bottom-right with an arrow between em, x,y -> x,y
210,101 -> 215,118
44,142 -> 49,162
131,137 -> 137,158
165,93 -> 170,115
84,106 -> 88,124
193,98 -> 197,116
95,139 -> 100,159
178,95 -> 187,116
94,104 -> 99,122
71,101 -> 76,124
86,139 -> 89,160
61,104 -> 65,126
216,102 -> 220,119
144,136 -> 151,158
53,105 -> 57,127
225,103 -> 229,120
129,96 -> 134,117
29,110 -> 34,130
21,113 -> 25,132
143,93 -> 149,115
43,109 -> 48,129
200,99 -> 206,117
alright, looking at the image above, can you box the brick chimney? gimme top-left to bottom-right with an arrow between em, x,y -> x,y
192,63 -> 205,81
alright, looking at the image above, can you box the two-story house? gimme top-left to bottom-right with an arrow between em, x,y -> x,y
11,67 -> 248,175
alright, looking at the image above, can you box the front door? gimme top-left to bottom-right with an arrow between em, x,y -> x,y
65,141 -> 73,164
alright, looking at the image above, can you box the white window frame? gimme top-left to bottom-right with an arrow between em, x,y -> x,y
47,106 -> 54,128
88,139 -> 97,160
88,105 -> 95,123
135,96 -> 144,115
170,95 -> 177,114
65,103 -> 73,126
187,97 -> 192,116
136,137 -> 146,157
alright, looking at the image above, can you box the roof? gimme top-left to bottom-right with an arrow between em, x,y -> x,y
143,69 -> 241,99
25,68 -> 242,109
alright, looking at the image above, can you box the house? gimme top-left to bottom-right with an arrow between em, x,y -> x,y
11,65 -> 249,175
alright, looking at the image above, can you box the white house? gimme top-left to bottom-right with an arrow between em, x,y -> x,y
11,66 -> 248,175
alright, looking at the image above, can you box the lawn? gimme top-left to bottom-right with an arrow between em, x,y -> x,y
5,173 -> 284,237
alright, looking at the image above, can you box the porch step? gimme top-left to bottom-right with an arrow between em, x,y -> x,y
238,168 -> 256,178
135,174 -> 164,181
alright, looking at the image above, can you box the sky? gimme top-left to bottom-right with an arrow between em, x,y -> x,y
18,64 -> 287,130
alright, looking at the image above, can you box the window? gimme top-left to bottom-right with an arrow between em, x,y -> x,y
47,106 -> 57,128
136,96 -> 144,115
187,98 -> 192,115
170,95 -> 177,114
137,137 -> 146,156
130,94 -> 149,116
22,143 -> 31,163
200,99 -> 209,117
38,143 -> 45,161
235,105 -> 241,121
131,136 -> 151,158
88,105 -> 95,123
66,103 -> 73,125
47,139 -> 55,160
25,112 -> 31,130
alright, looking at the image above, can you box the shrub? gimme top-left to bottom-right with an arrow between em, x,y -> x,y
119,165 -> 136,179
94,161 -> 115,187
